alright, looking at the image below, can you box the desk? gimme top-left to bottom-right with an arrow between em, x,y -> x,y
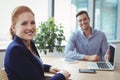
41,55 -> 120,80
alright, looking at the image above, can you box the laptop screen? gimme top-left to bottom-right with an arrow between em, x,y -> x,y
109,44 -> 115,65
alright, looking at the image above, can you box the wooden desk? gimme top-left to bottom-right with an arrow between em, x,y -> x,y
41,55 -> 120,80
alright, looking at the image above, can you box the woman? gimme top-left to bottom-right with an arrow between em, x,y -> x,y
4,5 -> 70,80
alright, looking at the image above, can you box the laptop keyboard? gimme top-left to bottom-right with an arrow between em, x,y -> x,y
97,63 -> 109,68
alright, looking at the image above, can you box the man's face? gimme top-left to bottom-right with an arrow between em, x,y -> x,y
77,13 -> 90,31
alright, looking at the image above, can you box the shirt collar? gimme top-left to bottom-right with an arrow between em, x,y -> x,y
80,27 -> 94,35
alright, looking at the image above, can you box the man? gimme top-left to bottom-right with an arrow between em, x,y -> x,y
64,11 -> 109,61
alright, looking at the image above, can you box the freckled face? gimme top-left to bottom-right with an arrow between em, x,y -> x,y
77,13 -> 90,30
13,12 -> 36,41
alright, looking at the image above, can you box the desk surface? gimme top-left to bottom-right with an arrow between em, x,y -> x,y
41,55 -> 120,80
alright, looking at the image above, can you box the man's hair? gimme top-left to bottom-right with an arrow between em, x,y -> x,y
76,10 -> 89,19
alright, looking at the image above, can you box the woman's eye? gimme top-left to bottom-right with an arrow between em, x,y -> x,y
21,21 -> 28,25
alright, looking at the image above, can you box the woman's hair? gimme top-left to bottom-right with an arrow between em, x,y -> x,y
10,5 -> 35,40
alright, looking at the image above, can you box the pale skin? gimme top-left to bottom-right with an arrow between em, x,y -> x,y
77,13 -> 110,61
11,12 -> 70,79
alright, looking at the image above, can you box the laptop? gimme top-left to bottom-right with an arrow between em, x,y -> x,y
87,43 -> 115,71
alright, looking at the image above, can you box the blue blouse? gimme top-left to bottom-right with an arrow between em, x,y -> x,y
4,35 -> 65,80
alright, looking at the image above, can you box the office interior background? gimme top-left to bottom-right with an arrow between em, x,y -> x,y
0,0 -> 120,71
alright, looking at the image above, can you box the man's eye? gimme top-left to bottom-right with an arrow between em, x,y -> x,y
83,18 -> 87,21
79,20 -> 82,22
31,21 -> 35,25
21,21 -> 28,25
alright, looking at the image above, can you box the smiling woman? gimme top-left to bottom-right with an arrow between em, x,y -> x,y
0,0 -> 48,50
4,5 -> 71,80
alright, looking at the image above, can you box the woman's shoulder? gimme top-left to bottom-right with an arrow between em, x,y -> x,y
6,40 -> 24,54
7,40 -> 21,48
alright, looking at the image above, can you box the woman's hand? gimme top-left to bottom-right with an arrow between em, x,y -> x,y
49,67 -> 71,79
49,67 -> 60,74
58,69 -> 71,79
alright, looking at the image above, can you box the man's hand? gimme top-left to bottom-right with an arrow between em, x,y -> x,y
104,48 -> 110,61
84,55 -> 100,61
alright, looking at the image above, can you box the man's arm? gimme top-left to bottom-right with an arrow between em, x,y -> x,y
104,48 -> 110,61
64,33 -> 84,60
65,47 -> 100,61
83,55 -> 100,61
101,33 -> 109,61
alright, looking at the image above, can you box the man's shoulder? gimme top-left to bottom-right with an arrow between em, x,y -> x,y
94,29 -> 105,35
68,30 -> 81,40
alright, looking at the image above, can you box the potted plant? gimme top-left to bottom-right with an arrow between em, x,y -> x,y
34,17 -> 65,54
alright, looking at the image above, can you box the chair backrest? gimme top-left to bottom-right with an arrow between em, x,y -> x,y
0,68 -> 8,80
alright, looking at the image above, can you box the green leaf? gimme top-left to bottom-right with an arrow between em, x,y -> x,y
34,17 -> 65,54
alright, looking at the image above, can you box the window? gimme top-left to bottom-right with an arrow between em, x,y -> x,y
71,0 -> 88,31
95,0 -> 118,40
55,0 -> 118,44
0,0 -> 48,49
55,0 -> 71,42
0,0 -> 119,49
55,0 -> 88,42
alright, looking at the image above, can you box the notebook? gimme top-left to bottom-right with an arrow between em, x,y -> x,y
87,43 -> 115,71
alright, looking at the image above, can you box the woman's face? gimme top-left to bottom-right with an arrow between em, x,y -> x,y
13,12 -> 36,41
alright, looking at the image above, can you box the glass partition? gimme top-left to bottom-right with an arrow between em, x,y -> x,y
95,0 -> 118,40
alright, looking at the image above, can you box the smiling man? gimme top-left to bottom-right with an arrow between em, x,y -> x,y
64,10 -> 110,61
